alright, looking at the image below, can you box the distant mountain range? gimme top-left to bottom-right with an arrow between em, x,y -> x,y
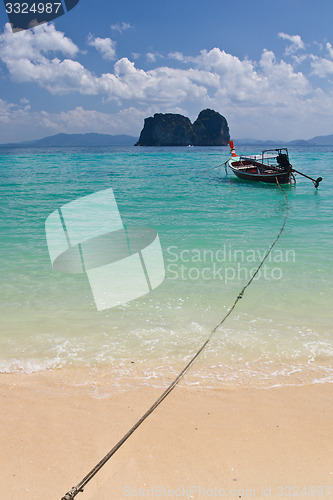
1,132 -> 333,148
236,134 -> 333,146
0,133 -> 139,148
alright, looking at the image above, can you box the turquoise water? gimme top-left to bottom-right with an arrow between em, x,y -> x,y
0,145 -> 332,388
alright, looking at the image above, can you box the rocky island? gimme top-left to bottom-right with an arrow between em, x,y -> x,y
135,109 -> 230,146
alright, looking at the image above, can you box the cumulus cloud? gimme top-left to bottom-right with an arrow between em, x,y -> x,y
0,22 -> 78,60
87,35 -> 117,60
308,42 -> 333,77
168,51 -> 185,61
2,101 -> 192,142
167,47 -> 310,107
0,23 -> 312,107
0,25 -> 315,116
279,33 -> 305,55
0,23 -> 92,93
146,52 -> 163,63
39,106 -> 144,134
310,56 -> 333,77
0,98 -> 19,124
1,23 -> 333,139
110,22 -> 132,33
0,24 -> 209,100
0,99 -> 146,142
105,58 -> 212,103
259,49 -> 310,96
326,42 -> 333,59
0,98 -> 43,141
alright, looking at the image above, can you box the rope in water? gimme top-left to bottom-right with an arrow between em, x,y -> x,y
61,179 -> 289,500
197,162 -> 227,173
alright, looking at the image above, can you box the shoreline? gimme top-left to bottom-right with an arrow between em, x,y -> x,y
1,370 -> 333,499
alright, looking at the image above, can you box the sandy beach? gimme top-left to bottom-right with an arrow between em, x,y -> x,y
1,370 -> 332,500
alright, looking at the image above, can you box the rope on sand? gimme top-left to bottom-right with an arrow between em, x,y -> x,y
61,180 -> 289,500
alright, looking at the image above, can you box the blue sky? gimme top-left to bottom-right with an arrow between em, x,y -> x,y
1,0 -> 333,142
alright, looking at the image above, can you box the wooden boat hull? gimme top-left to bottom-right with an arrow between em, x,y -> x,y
228,159 -> 291,184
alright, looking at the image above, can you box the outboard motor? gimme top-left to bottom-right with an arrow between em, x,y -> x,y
277,153 -> 292,172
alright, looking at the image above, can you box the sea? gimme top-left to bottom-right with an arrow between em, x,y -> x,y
0,144 -> 332,392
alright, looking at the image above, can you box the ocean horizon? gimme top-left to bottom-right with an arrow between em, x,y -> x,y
0,144 -> 332,391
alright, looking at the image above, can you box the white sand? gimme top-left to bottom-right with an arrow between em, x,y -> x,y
1,371 -> 332,500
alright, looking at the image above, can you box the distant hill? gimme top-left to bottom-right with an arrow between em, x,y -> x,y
0,133 -> 138,148
236,138 -> 280,145
237,133 -> 333,146
307,134 -> 333,145
2,131 -> 333,148
287,139 -> 310,146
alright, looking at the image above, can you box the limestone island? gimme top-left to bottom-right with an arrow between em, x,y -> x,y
135,109 -> 230,146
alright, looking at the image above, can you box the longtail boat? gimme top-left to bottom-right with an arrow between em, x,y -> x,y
226,140 -> 322,187
227,141 -> 293,184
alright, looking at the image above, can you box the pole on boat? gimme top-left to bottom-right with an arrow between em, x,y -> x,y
291,169 -> 322,188
229,140 -> 238,157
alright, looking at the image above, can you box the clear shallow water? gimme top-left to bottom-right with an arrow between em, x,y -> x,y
0,145 -> 332,388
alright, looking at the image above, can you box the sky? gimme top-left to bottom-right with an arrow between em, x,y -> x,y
1,0 -> 333,142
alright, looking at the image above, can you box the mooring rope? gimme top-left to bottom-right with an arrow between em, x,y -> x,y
198,162 -> 225,173
61,180 -> 289,500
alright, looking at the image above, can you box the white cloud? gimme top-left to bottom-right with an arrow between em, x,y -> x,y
279,33 -> 305,55
310,56 -> 333,77
0,22 -> 78,61
19,97 -> 30,106
39,106 -> 144,135
326,42 -> 333,59
110,22 -> 133,33
291,54 -> 308,65
168,51 -> 185,61
1,23 -> 333,140
0,97 -> 197,142
0,23 -> 94,93
0,100 -> 145,142
88,35 -> 117,60
146,52 -> 163,63
0,98 -> 43,141
0,24 -> 312,107
259,49 -> 310,96
0,24 -> 209,100
0,98 -> 17,124
10,56 -> 98,94
308,43 -> 333,77
102,58 -> 211,103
